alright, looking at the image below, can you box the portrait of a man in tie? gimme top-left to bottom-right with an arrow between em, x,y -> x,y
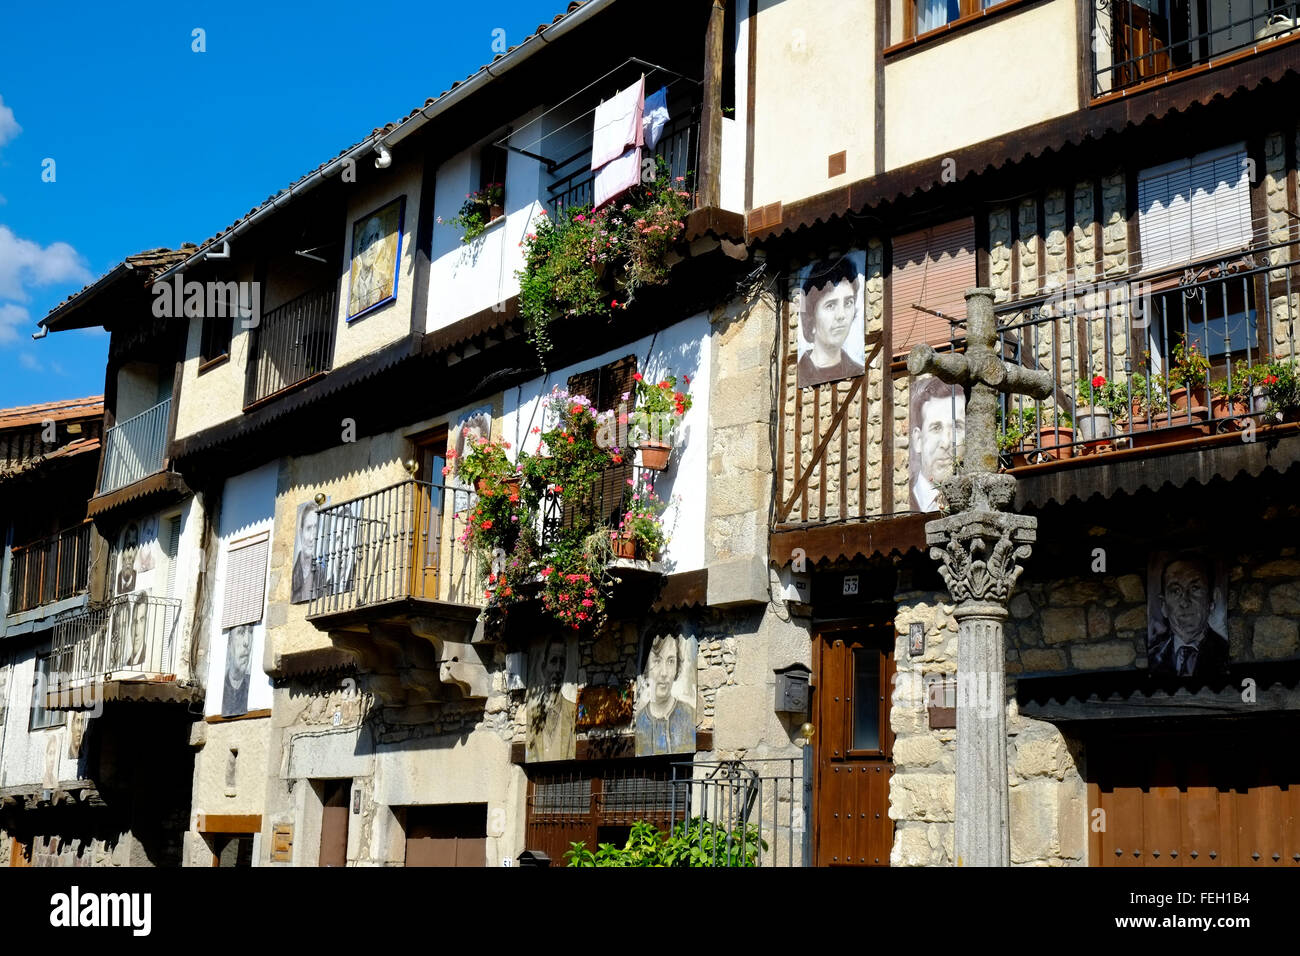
1146,551 -> 1229,678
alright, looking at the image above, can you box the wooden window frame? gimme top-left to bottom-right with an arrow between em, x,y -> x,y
479,141 -> 509,227
198,313 -> 233,373
889,0 -> 1038,56
29,653 -> 65,731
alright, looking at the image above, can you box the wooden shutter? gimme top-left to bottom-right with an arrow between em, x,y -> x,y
221,531 -> 269,629
1139,144 -> 1251,271
890,219 -> 976,355
567,355 -> 637,527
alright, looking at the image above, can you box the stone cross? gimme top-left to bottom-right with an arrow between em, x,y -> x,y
907,288 -> 1053,867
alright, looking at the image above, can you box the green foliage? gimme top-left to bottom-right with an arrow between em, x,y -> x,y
563,817 -> 768,868
1168,338 -> 1211,390
1252,357 -> 1300,418
629,371 -> 694,444
616,478 -> 667,559
516,161 -> 691,364
997,404 -> 1074,451
450,183 -> 504,243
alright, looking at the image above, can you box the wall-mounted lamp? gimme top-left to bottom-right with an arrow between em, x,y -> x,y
373,143 -> 392,168
313,492 -> 327,507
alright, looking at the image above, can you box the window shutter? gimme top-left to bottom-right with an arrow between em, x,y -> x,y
890,219 -> 976,355
1139,144 -> 1250,271
221,532 -> 269,629
163,515 -> 182,599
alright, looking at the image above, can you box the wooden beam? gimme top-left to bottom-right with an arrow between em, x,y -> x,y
698,0 -> 727,210
196,813 -> 263,834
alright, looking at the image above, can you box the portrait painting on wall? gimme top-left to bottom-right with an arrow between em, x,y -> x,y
222,624 -> 255,718
525,635 -> 577,763
634,629 -> 698,757
115,521 -> 140,595
136,516 -> 159,573
1147,551 -> 1230,678
908,373 -> 966,513
290,501 -> 323,605
347,196 -> 404,320
795,252 -> 867,389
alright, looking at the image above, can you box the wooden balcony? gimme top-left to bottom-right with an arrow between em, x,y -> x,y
8,523 -> 92,615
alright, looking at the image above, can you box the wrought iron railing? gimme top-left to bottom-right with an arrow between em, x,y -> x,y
538,466 -> 633,550
993,242 -> 1300,463
50,594 -> 182,688
8,523 -> 92,614
546,104 -> 701,217
306,479 -> 483,618
524,757 -> 805,867
100,397 -> 170,493
244,284 -> 337,407
1093,0 -> 1300,95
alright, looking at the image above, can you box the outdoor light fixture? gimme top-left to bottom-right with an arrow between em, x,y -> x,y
313,493 -> 326,507
404,459 -> 418,476
373,143 -> 392,168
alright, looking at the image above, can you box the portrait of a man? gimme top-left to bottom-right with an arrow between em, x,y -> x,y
290,501 -> 324,604
116,521 -> 139,595
1147,551 -> 1230,678
525,636 -> 577,762
909,374 -> 966,513
128,590 -> 151,668
136,516 -> 158,573
347,197 -> 404,319
634,631 -> 697,757
796,254 -> 866,389
222,624 -> 255,718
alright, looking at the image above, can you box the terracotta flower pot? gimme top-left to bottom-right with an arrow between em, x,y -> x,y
503,475 -> 521,496
1169,385 -> 1209,413
611,534 -> 638,560
637,439 -> 672,471
489,203 -> 505,222
1031,426 -> 1074,462
475,478 -> 490,493
1209,396 -> 1250,429
1127,414 -> 1211,448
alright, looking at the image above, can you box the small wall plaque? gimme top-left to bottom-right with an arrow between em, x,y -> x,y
908,622 -> 924,657
926,675 -> 957,730
270,823 -> 294,863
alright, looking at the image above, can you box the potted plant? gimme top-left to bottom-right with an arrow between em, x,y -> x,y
1210,373 -> 1250,430
629,372 -> 693,470
1167,339 -> 1211,413
1258,358 -> 1300,422
999,405 -> 1073,464
453,435 -> 515,493
613,480 -> 667,561
449,182 -> 505,243
1075,375 -> 1113,447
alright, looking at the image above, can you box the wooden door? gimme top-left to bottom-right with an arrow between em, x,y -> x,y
1089,726 -> 1300,866
409,431 -> 446,600
813,622 -> 895,866
1114,0 -> 1173,86
9,837 -> 30,867
404,804 -> 487,867
318,779 -> 351,867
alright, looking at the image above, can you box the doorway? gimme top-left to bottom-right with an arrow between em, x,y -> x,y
409,430 -> 446,601
813,620 -> 895,866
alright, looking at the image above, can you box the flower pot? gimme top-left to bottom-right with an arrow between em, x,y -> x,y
1169,385 -> 1209,413
475,478 -> 490,494
611,534 -> 639,560
1071,408 -> 1112,452
1209,395 -> 1250,430
488,203 -> 505,222
637,439 -> 672,471
503,475 -> 521,497
1030,426 -> 1074,462
1251,385 -> 1269,415
1127,414 -> 1210,448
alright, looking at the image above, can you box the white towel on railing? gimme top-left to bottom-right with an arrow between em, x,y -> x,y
594,146 -> 643,208
591,76 -> 645,170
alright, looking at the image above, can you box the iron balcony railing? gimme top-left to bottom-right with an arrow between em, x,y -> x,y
50,594 -> 182,690
538,464 -> 634,551
992,241 -> 1300,463
306,479 -> 483,618
100,397 -> 170,494
245,284 -> 337,407
1094,0 -> 1300,95
8,523 -> 92,615
546,104 -> 702,218
525,758 -> 805,867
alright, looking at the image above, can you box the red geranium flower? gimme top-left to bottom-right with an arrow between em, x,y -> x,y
1091,375 -> 1106,388
633,372 -> 643,382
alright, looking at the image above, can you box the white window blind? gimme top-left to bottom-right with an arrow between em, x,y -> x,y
890,218 -> 977,355
221,532 -> 269,629
163,515 -> 182,599
1138,144 -> 1251,272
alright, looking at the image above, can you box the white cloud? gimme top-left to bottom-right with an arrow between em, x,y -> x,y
0,225 -> 93,302
18,352 -> 42,371
0,95 -> 19,149
0,302 -> 30,344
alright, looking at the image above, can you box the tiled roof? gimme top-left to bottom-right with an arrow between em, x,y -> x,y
43,247 -> 196,323
179,1 -> 596,262
0,396 -> 103,430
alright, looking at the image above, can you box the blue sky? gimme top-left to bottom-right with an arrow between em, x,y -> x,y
0,0 -> 568,408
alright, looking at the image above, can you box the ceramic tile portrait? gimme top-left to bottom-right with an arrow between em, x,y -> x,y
347,197 -> 404,319
795,252 -> 867,389
635,630 -> 697,756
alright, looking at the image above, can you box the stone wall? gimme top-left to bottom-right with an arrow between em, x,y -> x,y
1265,127 -> 1299,361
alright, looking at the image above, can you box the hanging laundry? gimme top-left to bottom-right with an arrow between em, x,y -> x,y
642,86 -> 670,151
594,146 -> 642,208
591,76 -> 645,170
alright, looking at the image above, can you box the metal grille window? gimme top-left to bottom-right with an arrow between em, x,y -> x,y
890,219 -> 977,355
221,532 -> 269,629
1138,144 -> 1252,272
29,654 -> 64,731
